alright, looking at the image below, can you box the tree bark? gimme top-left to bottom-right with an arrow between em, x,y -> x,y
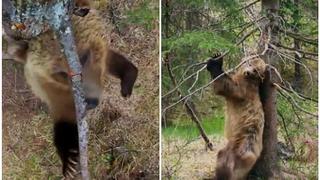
49,2 -> 89,179
250,0 -> 279,178
292,0 -> 302,92
293,38 -> 302,92
163,0 -> 171,37
186,7 -> 200,30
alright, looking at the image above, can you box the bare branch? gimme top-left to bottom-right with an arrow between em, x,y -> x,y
211,0 -> 261,26
277,44 -> 318,57
237,27 -> 259,46
277,84 -> 318,103
275,83 -> 318,117
303,55 -> 318,62
277,110 -> 295,152
163,55 -> 260,112
279,29 -> 318,45
162,27 -> 259,99
268,44 -> 314,92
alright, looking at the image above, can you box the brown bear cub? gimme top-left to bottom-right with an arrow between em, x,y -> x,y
206,54 -> 266,180
5,7 -> 138,179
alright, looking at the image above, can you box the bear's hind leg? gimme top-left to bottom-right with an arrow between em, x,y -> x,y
54,121 -> 80,179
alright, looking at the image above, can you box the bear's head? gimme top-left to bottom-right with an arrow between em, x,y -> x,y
236,57 -> 266,84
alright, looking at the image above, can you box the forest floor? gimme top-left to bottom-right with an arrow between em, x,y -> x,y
3,1 -> 159,179
162,125 -> 318,180
162,135 -> 226,180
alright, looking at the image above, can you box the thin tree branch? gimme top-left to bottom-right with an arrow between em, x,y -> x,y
275,83 -> 318,117
163,55 -> 260,112
278,84 -> 318,103
268,44 -> 314,92
303,55 -> 318,62
162,28 -> 258,99
210,0 -> 261,27
279,29 -> 318,45
277,44 -> 318,57
277,110 -> 295,152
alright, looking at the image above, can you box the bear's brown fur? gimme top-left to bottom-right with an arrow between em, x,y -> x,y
207,54 -> 266,180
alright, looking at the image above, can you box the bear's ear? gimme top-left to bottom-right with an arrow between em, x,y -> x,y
265,64 -> 283,84
106,49 -> 138,97
3,35 -> 29,63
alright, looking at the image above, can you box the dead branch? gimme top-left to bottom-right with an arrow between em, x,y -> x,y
210,0 -> 261,27
268,44 -> 314,92
162,55 -> 260,112
279,29 -> 318,45
303,55 -> 318,62
162,28 -> 258,99
275,83 -> 318,117
277,44 -> 318,57
277,110 -> 295,152
277,84 -> 318,103
165,57 -> 214,151
237,27 -> 259,46
236,17 -> 265,37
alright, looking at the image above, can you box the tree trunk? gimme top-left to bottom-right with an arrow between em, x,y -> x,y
186,8 -> 200,30
163,0 -> 170,38
250,0 -> 279,178
162,0 -> 171,127
293,0 -> 302,92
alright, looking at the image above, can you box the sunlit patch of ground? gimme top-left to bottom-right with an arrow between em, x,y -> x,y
162,135 -> 226,180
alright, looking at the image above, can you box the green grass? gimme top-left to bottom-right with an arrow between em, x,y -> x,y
162,115 -> 224,139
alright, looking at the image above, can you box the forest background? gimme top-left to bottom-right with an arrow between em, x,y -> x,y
3,0 -> 159,179
161,0 -> 318,179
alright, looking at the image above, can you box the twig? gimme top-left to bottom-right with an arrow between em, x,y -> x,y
303,55 -> 318,62
237,27 -> 259,46
236,17 -> 265,37
275,83 -> 318,117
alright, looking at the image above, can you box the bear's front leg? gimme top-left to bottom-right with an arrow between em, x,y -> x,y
206,53 -> 244,99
